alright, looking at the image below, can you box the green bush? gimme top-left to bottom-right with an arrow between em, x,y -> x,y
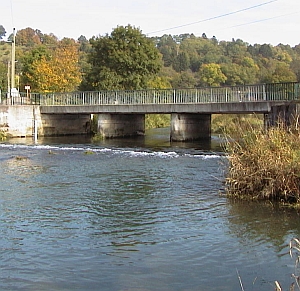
145,114 -> 170,129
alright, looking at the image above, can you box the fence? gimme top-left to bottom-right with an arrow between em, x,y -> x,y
1,82 -> 299,106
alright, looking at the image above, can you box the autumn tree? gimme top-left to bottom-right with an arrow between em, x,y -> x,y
22,39 -> 81,92
198,63 -> 227,86
16,28 -> 42,47
81,25 -> 162,90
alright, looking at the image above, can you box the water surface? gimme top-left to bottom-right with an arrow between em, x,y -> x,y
0,129 -> 299,291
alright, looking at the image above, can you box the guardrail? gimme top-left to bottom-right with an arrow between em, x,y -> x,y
1,82 -> 299,106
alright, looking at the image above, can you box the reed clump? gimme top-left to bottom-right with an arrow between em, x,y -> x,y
225,122 -> 300,203
0,130 -> 6,141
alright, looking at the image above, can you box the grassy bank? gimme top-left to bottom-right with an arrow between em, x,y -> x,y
224,122 -> 300,204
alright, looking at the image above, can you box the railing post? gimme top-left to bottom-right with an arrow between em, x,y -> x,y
263,84 -> 266,100
173,89 -> 176,103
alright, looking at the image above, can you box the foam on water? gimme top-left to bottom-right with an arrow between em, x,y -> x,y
0,143 -> 222,159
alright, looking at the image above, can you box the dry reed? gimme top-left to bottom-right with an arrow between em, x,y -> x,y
224,121 -> 300,203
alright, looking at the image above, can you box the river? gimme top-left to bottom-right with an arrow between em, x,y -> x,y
0,128 -> 299,291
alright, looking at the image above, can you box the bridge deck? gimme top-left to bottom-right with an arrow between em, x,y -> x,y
39,101 -> 286,114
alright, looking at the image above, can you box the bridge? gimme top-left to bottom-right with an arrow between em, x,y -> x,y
1,82 -> 300,140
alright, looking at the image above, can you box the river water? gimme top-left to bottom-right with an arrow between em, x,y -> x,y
0,128 -> 300,291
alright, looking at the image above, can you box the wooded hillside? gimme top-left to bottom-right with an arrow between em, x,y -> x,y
0,25 -> 299,93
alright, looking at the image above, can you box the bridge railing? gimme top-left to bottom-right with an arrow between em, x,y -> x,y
1,82 -> 299,106
0,92 -> 41,105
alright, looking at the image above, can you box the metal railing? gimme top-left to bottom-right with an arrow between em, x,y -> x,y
1,82 -> 299,106
0,92 -> 41,105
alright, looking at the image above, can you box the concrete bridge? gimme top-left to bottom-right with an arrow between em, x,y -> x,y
1,82 -> 300,141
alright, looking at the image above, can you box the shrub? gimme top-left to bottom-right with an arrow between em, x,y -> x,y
224,123 -> 300,203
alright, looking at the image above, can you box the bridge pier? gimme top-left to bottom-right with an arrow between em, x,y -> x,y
97,114 -> 145,138
170,113 -> 211,141
264,104 -> 298,127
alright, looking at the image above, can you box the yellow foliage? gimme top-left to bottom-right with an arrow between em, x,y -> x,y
25,43 -> 81,92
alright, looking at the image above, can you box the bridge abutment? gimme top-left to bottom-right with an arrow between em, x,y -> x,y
97,114 -> 145,138
170,113 -> 211,141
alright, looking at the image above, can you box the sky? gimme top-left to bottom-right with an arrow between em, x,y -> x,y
1,0 -> 300,46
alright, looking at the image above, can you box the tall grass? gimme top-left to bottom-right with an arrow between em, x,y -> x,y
224,121 -> 300,203
0,130 -> 6,141
212,114 -> 263,134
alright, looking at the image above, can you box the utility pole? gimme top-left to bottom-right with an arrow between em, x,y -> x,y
11,28 -> 16,95
7,61 -> 11,96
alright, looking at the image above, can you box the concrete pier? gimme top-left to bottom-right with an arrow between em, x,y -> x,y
170,113 -> 211,141
265,104 -> 298,127
97,114 -> 145,138
40,113 -> 91,136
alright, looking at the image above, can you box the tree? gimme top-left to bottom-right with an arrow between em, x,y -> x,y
22,39 -> 81,92
0,25 -> 6,40
171,71 -> 197,88
0,62 -> 7,92
263,62 -> 297,83
147,76 -> 172,89
173,51 -> 190,72
16,28 -> 42,46
198,63 -> 227,86
81,25 -> 162,90
21,45 -> 51,91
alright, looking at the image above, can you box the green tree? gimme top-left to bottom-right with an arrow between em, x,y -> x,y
171,70 -> 197,88
81,25 -> 162,90
0,62 -> 7,92
156,34 -> 178,67
173,51 -> 190,72
0,25 -> 6,40
263,62 -> 297,83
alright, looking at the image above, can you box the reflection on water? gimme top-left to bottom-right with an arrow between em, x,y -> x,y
0,129 -> 298,291
228,200 -> 300,252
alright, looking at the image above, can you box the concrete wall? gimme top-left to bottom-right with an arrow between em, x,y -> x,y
170,113 -> 211,141
97,114 -> 145,138
0,105 -> 91,137
0,105 -> 37,137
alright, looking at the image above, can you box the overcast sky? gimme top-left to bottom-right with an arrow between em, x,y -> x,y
2,0 -> 300,45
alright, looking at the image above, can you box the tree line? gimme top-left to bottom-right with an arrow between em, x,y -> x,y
0,25 -> 299,94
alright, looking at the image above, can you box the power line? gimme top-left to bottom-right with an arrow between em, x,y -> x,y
146,0 -> 278,35
227,11 -> 299,29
